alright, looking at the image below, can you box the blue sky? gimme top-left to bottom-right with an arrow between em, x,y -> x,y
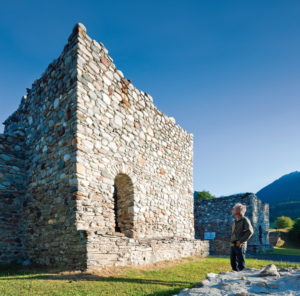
0,0 -> 300,196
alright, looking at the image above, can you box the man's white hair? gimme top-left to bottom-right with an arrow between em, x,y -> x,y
234,203 -> 247,216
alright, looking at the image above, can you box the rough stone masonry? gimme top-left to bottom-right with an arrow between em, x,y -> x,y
194,193 -> 273,255
0,23 -> 209,269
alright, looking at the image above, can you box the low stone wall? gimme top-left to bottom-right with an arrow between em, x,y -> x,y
212,238 -> 231,255
87,232 -> 209,269
269,231 -> 282,247
211,238 -> 273,255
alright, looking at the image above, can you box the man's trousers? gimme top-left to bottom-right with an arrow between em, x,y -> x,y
230,244 -> 247,271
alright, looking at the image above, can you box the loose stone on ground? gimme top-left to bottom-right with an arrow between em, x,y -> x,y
176,265 -> 300,296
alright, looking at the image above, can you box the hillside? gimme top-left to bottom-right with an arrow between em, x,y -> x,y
256,171 -> 300,222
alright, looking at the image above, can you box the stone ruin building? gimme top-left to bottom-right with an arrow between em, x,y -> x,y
194,193 -> 273,254
0,23 -> 209,270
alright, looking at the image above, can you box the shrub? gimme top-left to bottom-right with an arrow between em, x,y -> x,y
289,217 -> 300,243
195,191 -> 215,202
275,216 -> 294,229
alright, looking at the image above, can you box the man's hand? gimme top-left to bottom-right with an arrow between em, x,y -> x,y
236,240 -> 241,247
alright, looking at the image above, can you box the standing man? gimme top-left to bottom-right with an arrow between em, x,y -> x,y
230,203 -> 254,271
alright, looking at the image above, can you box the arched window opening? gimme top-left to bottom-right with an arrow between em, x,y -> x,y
113,173 -> 134,238
259,225 -> 262,244
113,184 -> 121,233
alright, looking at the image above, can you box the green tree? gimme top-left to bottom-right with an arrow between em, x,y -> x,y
275,216 -> 294,229
195,190 -> 215,202
289,217 -> 300,243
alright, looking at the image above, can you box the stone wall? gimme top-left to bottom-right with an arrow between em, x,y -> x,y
1,25 -> 87,268
0,134 -> 25,263
0,23 -> 208,269
269,231 -> 282,247
74,23 -> 207,269
87,232 -> 208,269
74,23 -> 195,240
194,193 -> 273,254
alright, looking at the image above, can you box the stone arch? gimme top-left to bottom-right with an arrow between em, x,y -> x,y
110,163 -> 136,182
113,173 -> 134,238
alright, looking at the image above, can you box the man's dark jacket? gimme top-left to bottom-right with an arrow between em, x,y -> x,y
230,216 -> 254,247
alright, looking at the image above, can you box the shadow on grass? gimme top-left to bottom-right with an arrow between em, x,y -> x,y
0,270 -> 192,296
0,273 -> 191,285
144,288 -> 184,296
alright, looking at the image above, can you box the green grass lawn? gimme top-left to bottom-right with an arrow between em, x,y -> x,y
263,247 -> 300,256
0,256 -> 299,296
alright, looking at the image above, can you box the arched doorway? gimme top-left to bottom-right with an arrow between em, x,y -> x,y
113,173 -> 134,238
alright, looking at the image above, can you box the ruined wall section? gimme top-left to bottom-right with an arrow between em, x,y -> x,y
75,24 -> 194,240
194,193 -> 272,254
2,25 -> 87,268
250,195 -> 270,246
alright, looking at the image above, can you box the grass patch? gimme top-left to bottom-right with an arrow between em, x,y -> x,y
0,256 -> 299,296
269,228 -> 291,233
262,247 -> 300,256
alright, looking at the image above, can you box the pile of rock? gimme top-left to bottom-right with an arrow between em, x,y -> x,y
177,264 -> 300,296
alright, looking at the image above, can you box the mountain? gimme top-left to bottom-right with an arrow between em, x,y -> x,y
256,171 -> 300,222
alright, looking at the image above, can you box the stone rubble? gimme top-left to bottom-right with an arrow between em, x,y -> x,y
176,265 -> 300,296
259,264 -> 280,277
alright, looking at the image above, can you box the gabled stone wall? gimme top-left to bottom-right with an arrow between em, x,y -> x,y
75,24 -> 195,240
0,23 -> 209,269
74,24 -> 208,269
